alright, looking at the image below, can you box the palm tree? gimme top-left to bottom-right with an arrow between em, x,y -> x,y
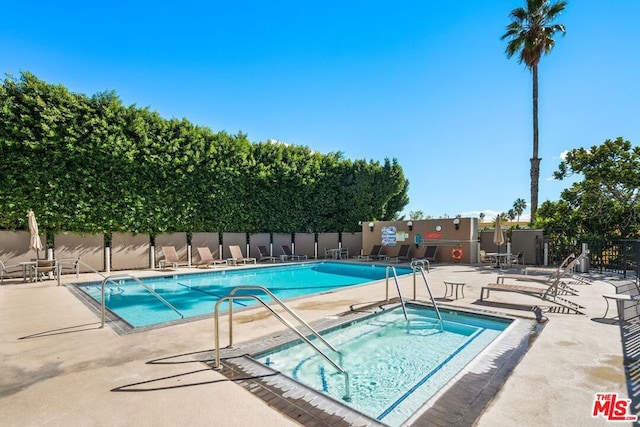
501,0 -> 567,222
513,198 -> 527,224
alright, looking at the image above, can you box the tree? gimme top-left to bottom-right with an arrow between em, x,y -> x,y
0,72 -> 410,234
501,0 -> 567,221
536,137 -> 640,242
409,210 -> 425,220
513,198 -> 527,224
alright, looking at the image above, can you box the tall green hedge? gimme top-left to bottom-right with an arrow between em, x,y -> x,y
0,72 -> 408,234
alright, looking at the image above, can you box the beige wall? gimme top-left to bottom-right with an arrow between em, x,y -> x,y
249,233 -> 271,258
480,229 -> 543,265
362,218 -> 477,263
272,233 -> 293,258
191,232 -> 221,259
0,231 -> 41,278
111,233 -> 150,270
54,232 -> 104,273
318,233 -> 339,258
156,233 -> 188,256
222,232 -> 248,258
294,233 -> 315,258
341,233 -> 363,259
0,231 -> 41,266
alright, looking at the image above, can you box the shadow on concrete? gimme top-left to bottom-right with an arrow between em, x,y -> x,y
609,276 -> 640,426
18,322 -> 102,339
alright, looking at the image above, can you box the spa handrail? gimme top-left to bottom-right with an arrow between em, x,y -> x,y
226,285 -> 339,354
213,293 -> 351,401
385,265 -> 408,320
99,274 -> 184,327
411,262 -> 442,322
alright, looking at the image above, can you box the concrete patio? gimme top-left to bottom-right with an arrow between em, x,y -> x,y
0,262 -> 637,426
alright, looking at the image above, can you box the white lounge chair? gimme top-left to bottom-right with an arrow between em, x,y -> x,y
0,260 -> 22,284
228,245 -> 257,265
196,247 -> 228,268
159,246 -> 189,269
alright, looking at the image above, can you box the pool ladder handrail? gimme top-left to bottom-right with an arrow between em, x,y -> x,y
213,286 -> 351,401
99,273 -> 184,328
411,261 -> 443,323
385,265 -> 408,321
58,260 -> 185,327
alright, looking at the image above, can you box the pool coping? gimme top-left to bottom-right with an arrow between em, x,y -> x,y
207,300 -> 540,427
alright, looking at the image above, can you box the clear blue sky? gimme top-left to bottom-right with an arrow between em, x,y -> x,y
2,1 -> 638,221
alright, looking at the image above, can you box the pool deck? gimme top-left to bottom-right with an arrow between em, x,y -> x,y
1,262 -> 637,426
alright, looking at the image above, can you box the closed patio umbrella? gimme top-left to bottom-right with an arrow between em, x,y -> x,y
28,210 -> 43,259
493,214 -> 505,268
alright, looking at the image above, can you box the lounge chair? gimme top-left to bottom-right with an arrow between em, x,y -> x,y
280,245 -> 308,261
522,253 -> 575,276
479,250 -> 494,265
387,245 -> 411,264
159,246 -> 189,269
31,259 -> 58,282
507,252 -> 524,266
522,252 -> 591,285
228,245 -> 257,265
0,260 -> 23,284
357,244 -> 385,261
497,252 -> 588,292
256,245 -> 277,262
57,257 -> 82,278
480,276 -> 584,314
196,247 -> 228,268
413,246 -> 437,263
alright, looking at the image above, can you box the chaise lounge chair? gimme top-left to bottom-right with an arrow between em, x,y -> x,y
31,259 -> 59,282
256,245 -> 277,262
387,244 -> 411,264
479,250 -> 495,265
357,244 -> 385,261
413,245 -> 437,263
280,245 -> 308,261
497,252 -> 589,293
480,275 -> 585,315
159,246 -> 190,269
0,260 -> 23,284
521,252 -> 591,285
228,245 -> 257,265
195,247 -> 228,268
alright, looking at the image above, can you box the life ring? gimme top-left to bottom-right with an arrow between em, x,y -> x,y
451,248 -> 464,261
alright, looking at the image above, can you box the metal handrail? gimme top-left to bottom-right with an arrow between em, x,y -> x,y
411,263 -> 442,323
55,258 -> 104,286
385,265 -> 408,320
226,286 -> 340,355
52,259 -> 184,327
410,258 -> 429,273
213,294 -> 351,401
100,274 -> 184,328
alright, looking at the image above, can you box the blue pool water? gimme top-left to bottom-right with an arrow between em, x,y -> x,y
78,262 -> 412,327
254,304 -> 511,426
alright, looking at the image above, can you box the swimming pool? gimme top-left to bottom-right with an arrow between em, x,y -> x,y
77,262 -> 412,328
252,304 -> 511,426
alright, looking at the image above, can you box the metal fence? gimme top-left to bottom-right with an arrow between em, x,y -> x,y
536,236 -> 640,278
